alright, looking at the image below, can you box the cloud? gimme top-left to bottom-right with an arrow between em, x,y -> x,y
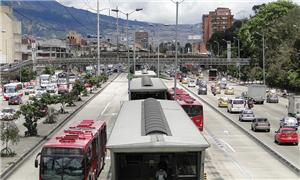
58,0 -> 300,24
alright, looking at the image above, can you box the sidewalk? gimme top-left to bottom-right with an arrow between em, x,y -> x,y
0,74 -> 117,177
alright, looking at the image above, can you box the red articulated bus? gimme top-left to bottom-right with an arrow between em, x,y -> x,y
167,88 -> 204,131
35,120 -> 107,180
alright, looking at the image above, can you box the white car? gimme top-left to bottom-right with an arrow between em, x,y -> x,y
188,79 -> 196,87
46,84 -> 57,93
227,98 -> 246,113
32,87 -> 47,99
0,108 -> 18,120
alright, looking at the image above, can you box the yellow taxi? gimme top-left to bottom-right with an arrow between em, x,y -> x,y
215,86 -> 221,94
218,97 -> 229,107
224,87 -> 234,95
181,77 -> 188,84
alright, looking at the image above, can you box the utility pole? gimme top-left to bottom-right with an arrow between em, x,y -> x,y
171,0 -> 184,100
133,30 -> 136,73
32,42 -> 37,72
255,32 -> 266,85
97,0 -> 100,75
233,37 -> 241,82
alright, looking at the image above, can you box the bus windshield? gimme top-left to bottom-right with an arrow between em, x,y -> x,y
41,156 -> 84,180
182,105 -> 203,117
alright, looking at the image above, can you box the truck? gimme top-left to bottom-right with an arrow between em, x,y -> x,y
244,84 -> 266,104
288,95 -> 300,124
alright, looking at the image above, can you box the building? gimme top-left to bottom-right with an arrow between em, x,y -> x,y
22,38 -> 71,60
202,8 -> 234,44
135,30 -> 149,50
0,5 -> 22,64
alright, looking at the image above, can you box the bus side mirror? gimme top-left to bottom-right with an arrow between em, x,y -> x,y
34,152 -> 41,168
35,159 -> 38,168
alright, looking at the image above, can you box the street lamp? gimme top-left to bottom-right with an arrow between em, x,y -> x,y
233,37 -> 241,82
97,0 -> 110,75
221,39 -> 229,72
171,0 -> 184,100
255,31 -> 266,85
213,41 -> 219,57
111,7 -> 143,100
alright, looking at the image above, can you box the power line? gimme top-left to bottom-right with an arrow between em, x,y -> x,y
61,4 -> 94,32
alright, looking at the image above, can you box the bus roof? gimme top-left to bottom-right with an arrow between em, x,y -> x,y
107,99 -> 209,152
130,77 -> 168,92
134,70 -> 157,78
177,97 -> 202,106
43,120 -> 106,149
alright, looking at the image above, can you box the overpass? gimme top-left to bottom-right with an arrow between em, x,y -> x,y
0,57 -> 250,77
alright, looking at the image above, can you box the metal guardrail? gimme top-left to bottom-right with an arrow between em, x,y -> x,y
179,83 -> 300,176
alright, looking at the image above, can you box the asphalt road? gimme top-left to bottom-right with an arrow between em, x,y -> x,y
184,80 -> 300,169
164,79 -> 299,179
6,73 -> 129,180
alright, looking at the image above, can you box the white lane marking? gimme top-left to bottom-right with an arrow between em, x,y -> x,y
101,102 -> 111,116
224,130 -> 229,135
218,139 -> 236,153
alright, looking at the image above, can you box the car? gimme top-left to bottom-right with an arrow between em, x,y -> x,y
239,109 -> 255,121
188,79 -> 196,87
46,84 -> 57,93
274,128 -> 298,145
224,87 -> 234,95
0,108 -> 18,120
24,86 -> 35,95
267,94 -> 279,103
218,97 -> 228,107
8,96 -> 22,105
198,73 -> 204,79
58,84 -> 69,94
251,118 -> 270,132
181,77 -> 188,84
215,86 -> 221,94
279,117 -> 298,130
227,98 -> 245,113
198,84 -> 207,95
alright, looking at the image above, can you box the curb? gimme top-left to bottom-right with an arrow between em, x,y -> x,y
1,74 -> 120,179
179,83 -> 300,176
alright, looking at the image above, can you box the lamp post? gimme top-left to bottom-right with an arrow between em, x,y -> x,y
112,8 -> 143,100
96,0 -> 110,76
255,32 -> 266,85
233,37 -> 241,82
213,40 -> 219,57
171,0 -> 184,100
222,39 -> 229,71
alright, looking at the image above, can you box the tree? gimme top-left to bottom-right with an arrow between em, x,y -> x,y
43,66 -> 55,75
0,121 -> 20,157
72,80 -> 85,99
20,103 -> 41,136
18,67 -> 36,82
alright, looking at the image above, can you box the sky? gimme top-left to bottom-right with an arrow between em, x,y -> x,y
58,0 -> 300,24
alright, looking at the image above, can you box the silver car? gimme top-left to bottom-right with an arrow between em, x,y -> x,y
251,118 -> 270,132
279,117 -> 298,130
239,109 -> 255,121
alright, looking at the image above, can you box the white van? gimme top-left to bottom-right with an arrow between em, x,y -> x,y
188,79 -> 196,87
227,98 -> 246,113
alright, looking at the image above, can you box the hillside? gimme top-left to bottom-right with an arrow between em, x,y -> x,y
1,0 -> 201,43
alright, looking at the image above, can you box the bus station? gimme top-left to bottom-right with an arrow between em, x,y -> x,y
107,98 -> 210,180
129,76 -> 168,100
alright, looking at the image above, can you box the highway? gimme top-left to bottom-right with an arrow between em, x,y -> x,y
164,79 -> 299,179
6,73 -> 129,180
4,74 -> 300,179
180,80 -> 300,169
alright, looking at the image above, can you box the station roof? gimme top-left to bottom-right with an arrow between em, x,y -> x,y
107,99 -> 209,152
130,77 -> 168,92
134,70 -> 157,78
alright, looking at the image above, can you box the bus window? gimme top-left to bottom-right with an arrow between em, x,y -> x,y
176,153 -> 197,177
